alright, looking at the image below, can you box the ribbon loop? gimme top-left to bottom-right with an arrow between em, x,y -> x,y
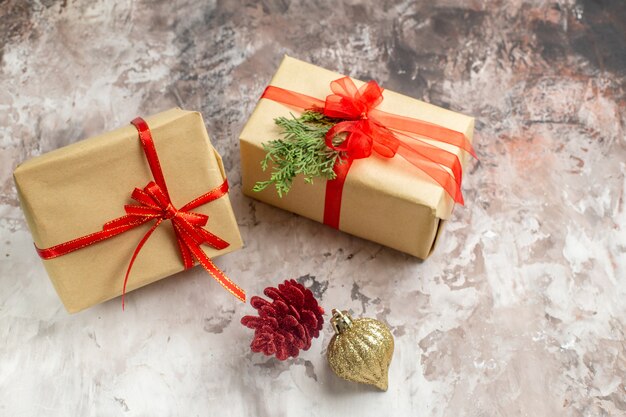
325,77 -> 384,119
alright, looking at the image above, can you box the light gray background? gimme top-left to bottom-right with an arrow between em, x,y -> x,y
1,1 -> 624,416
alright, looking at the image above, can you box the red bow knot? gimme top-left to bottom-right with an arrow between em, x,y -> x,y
323,77 -> 402,162
323,77 -> 384,120
100,180 -> 232,308
135,182 -> 225,245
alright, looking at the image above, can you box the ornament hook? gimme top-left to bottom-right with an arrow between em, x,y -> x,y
330,309 -> 353,334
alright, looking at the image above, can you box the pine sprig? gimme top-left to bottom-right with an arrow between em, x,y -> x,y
253,111 -> 343,197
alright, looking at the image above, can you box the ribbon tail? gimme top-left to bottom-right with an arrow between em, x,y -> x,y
121,218 -> 163,310
397,142 -> 464,205
323,157 -> 354,229
393,130 -> 464,187
177,230 -> 245,302
173,225 -> 195,269
172,217 -> 230,251
371,109 -> 476,158
195,228 -> 230,250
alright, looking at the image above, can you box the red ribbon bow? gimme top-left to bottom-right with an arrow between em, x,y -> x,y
324,78 -> 397,159
36,117 -> 245,307
261,76 -> 476,228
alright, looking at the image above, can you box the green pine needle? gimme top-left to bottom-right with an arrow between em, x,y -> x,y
253,111 -> 343,197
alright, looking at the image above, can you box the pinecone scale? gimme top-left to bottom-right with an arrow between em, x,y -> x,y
241,279 -> 324,360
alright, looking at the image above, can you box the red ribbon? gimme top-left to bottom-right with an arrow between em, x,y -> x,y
36,117 -> 245,307
261,77 -> 477,229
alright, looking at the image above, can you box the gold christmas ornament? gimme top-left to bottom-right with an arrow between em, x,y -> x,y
326,309 -> 394,391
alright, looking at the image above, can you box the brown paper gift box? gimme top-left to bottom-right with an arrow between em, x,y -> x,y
14,108 -> 243,313
240,56 -> 474,258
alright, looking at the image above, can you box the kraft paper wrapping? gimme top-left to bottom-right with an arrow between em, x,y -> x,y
240,56 -> 474,258
14,108 -> 243,313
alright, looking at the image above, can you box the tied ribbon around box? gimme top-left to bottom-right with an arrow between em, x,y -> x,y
261,77 -> 477,228
35,117 -> 245,307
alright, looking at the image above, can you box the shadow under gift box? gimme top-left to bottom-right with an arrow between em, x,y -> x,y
240,56 -> 475,259
13,108 -> 243,313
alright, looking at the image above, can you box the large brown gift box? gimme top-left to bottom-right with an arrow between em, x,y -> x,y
14,108 -> 243,313
240,56 -> 475,258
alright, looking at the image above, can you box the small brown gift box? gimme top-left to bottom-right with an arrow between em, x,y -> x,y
14,108 -> 243,313
240,56 -> 475,258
